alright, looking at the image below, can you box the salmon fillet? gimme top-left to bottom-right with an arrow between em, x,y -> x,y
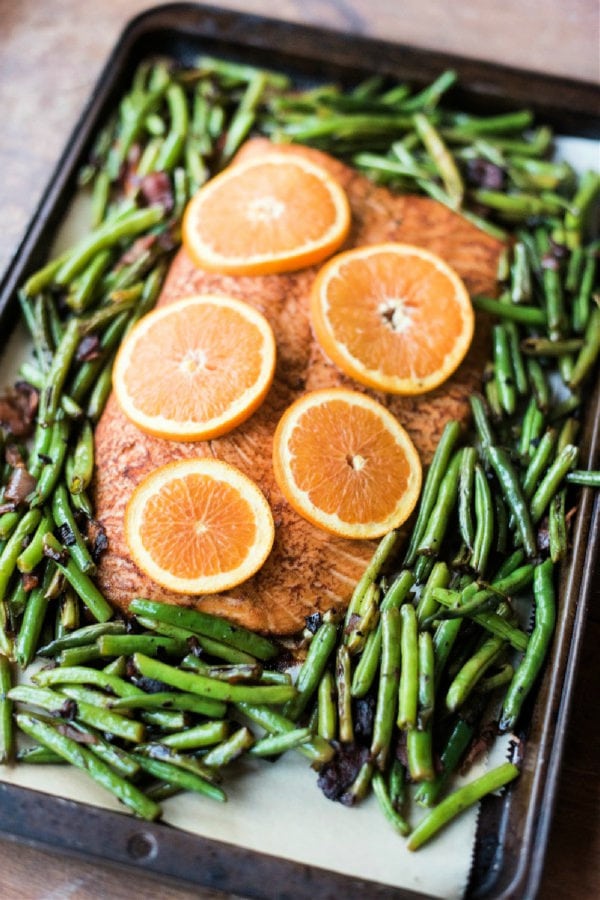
93,139 -> 502,635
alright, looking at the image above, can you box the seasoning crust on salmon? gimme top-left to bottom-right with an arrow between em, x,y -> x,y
93,139 -> 502,635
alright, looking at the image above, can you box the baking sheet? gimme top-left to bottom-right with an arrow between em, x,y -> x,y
0,6 -> 599,898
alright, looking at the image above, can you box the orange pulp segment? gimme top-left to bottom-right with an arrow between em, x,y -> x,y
272,388 -> 422,539
125,458 -> 275,594
113,294 -> 276,441
310,243 -> 475,394
182,152 -> 351,275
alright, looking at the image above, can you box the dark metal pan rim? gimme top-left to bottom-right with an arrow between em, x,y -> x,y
0,4 -> 598,898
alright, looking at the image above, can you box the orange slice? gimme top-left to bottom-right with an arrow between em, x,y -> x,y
182,152 -> 351,275
272,388 -> 422,539
310,243 -> 474,394
125,458 -> 275,594
113,294 -> 276,441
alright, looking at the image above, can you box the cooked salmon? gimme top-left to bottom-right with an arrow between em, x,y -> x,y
93,139 -> 502,635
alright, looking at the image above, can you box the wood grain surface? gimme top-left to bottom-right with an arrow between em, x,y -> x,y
1,2 -> 599,899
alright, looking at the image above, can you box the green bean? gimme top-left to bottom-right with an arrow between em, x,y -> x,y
417,631 -> 435,729
473,295 -> 547,327
335,645 -> 353,743
128,598 -> 278,661
486,445 -> 537,557
43,533 -> 112,622
471,464 -> 494,576
566,469 -> 600,487
37,319 -> 81,428
483,365 -> 503,421
180,660 -> 263,684
521,336 -> 584,356
17,714 -> 161,820
55,207 -> 164,285
372,770 -> 410,835
0,508 -> 42,600
510,241 -> 532,302
134,653 -> 295,705
9,684 -> 145,743
371,606 -> 401,769
344,530 -> 400,628
416,561 -> 450,624
283,614 -> 338,721
402,70 -> 457,111
153,721 -> 230,751
109,691 -> 226,718
492,563 -> 535,595
68,720 -> 141,777
16,512 -> 53,574
569,306 -> 600,389
138,743 -> 218,781
493,324 -> 516,415
202,726 -> 255,768
33,664 -> 137,696
57,684 -> 185,732
432,590 -> 528,652
134,752 -> 226,803
446,631 -> 505,713
480,662 -> 515,693
317,669 -> 337,741
505,321 -> 528,395
350,625 -> 382,698
457,447 -> 476,551
51,483 -> 96,575
500,560 -> 556,730
250,726 -> 314,758
14,564 -> 56,667
433,618 -> 463,684
523,428 -> 558,498
572,252 -> 596,334
469,394 -> 495,448
548,487 -> 567,563
29,415 -> 70,507
564,170 -> 600,249
0,654 -> 13,762
235,702 -> 334,765
414,716 -> 473,807
525,358 -> 550,412
530,443 -> 578,523
38,621 -> 126,657
404,420 -> 462,566
518,396 -> 544,460
408,762 -> 520,850
557,417 -> 580,455
154,84 -> 188,171
97,633 -> 187,658
397,603 -> 418,730
17,745 -> 64,764
429,587 -> 498,622
416,177 -> 508,239
221,71 -> 268,163
22,252 -> 70,298
68,249 -> 112,312
471,189 -> 563,220
137,616 -> 257,665
493,548 -> 526,581
413,113 -> 463,207
59,644 -> 102,667
416,450 -> 462,557
406,726 -> 435,782
67,421 -> 94,494
345,582 -> 379,654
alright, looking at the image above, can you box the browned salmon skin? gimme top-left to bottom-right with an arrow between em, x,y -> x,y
93,139 -> 502,635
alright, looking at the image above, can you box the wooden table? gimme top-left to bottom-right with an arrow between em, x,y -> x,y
1,2 -> 598,898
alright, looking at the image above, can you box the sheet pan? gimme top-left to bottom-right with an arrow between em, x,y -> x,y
0,4 -> 598,897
